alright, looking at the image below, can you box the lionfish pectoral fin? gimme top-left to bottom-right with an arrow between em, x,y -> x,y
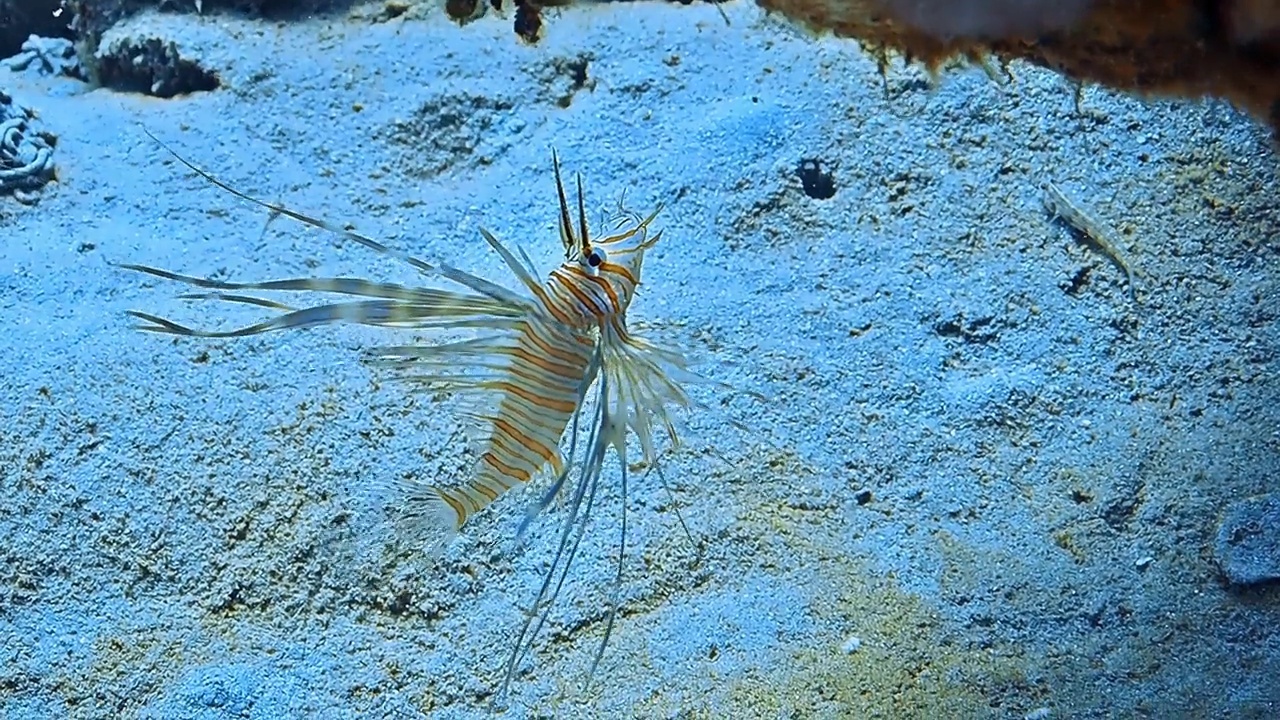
623,332 -> 769,438
122,259 -> 529,337
125,300 -> 423,338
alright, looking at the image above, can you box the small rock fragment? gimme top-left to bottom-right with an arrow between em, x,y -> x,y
840,635 -> 862,654
1215,493 -> 1280,587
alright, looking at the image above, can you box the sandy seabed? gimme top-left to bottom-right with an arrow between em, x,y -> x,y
2,2 -> 1279,718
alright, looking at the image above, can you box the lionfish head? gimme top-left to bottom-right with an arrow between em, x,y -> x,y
551,150 -> 663,314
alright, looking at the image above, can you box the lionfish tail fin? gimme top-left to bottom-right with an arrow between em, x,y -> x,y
361,476 -> 465,559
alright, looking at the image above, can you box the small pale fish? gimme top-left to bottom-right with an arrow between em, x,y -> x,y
1041,181 -> 1138,302
121,130 -> 757,698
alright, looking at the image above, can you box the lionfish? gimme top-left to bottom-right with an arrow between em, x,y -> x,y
121,132 -> 740,696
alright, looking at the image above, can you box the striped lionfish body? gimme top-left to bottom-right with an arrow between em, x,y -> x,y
392,166 -> 677,542
123,134 -> 714,696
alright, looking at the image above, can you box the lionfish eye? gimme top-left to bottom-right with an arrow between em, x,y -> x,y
586,247 -> 607,268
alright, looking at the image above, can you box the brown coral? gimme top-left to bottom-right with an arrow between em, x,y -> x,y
757,0 -> 1280,132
